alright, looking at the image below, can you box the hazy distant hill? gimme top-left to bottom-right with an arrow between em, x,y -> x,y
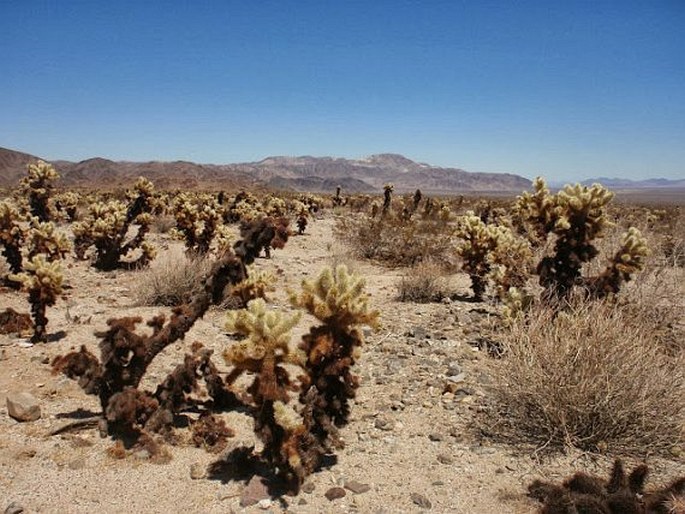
232,153 -> 531,193
580,177 -> 685,189
0,147 -> 531,193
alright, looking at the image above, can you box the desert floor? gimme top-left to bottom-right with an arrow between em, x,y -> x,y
1,214 -> 683,514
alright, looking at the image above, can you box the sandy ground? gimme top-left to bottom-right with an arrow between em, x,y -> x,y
1,214 -> 683,514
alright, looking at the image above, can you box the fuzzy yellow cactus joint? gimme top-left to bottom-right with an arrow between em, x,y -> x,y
20,160 -> 60,222
224,298 -> 302,372
9,254 -> 63,343
290,265 -> 380,329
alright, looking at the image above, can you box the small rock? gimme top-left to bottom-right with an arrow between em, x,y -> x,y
410,492 -> 432,509
301,481 -> 316,494
345,480 -> 371,494
189,462 -> 206,480
325,487 -> 346,501
257,499 -> 272,509
408,326 -> 428,339
133,449 -> 151,460
298,498 -> 308,505
374,416 -> 395,431
446,362 -> 462,376
4,502 -> 24,514
240,475 -> 271,507
428,433 -> 443,442
6,392 -> 41,422
446,373 -> 466,384
437,454 -> 453,465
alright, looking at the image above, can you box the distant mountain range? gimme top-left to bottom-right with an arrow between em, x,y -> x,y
579,177 -> 685,189
0,147 -> 531,193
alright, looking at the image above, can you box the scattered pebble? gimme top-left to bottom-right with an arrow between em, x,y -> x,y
374,416 -> 395,431
345,480 -> 371,494
325,487 -> 347,501
189,463 -> 206,480
437,454 -> 453,465
410,492 -> 432,509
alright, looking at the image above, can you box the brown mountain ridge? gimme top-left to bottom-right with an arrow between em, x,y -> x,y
0,146 -> 531,193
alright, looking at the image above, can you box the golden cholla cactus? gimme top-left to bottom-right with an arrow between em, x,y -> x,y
488,225 -> 533,299
224,298 -> 302,383
20,160 -> 60,222
291,265 -> 378,458
52,191 -> 80,221
223,299 -> 306,488
171,193 -> 222,254
591,227 -> 650,297
513,176 -> 559,244
455,213 -> 501,300
26,218 -> 72,261
516,178 -> 627,300
0,200 -> 27,274
230,267 -> 276,307
72,183 -> 156,270
554,182 -> 614,239
9,254 -> 63,343
263,195 -> 287,217
290,265 -> 379,329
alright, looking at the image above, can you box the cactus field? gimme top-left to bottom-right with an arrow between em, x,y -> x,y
1,164 -> 684,513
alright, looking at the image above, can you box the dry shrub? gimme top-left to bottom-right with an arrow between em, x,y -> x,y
397,259 -> 451,303
136,246 -> 212,306
488,298 -> 685,455
151,214 -> 176,234
334,212 -> 456,268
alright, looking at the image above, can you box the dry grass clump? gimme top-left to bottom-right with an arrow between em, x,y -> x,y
136,246 -> 212,306
488,298 -> 685,455
397,259 -> 452,303
335,211 -> 456,268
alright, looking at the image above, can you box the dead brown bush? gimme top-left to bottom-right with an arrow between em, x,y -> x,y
334,212 -> 456,268
487,298 -> 685,455
136,246 -> 212,306
396,259 -> 452,303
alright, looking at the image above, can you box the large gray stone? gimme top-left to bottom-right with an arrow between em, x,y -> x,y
6,392 -> 41,422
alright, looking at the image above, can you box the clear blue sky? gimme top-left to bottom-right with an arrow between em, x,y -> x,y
2,1 -> 684,181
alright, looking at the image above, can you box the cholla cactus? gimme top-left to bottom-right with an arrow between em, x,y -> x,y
382,183 -> 394,216
515,178 -> 638,300
513,176 -> 559,245
263,195 -> 287,217
0,200 -> 27,276
229,267 -> 276,307
171,193 -> 222,255
455,213 -> 533,301
292,265 -> 379,329
25,219 -> 71,261
227,191 -> 260,222
291,265 -> 379,449
53,191 -> 81,222
590,227 -> 650,297
455,214 -> 501,300
223,299 -> 306,486
488,227 -> 533,299
9,255 -> 63,343
20,160 -> 60,222
72,178 -> 157,270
